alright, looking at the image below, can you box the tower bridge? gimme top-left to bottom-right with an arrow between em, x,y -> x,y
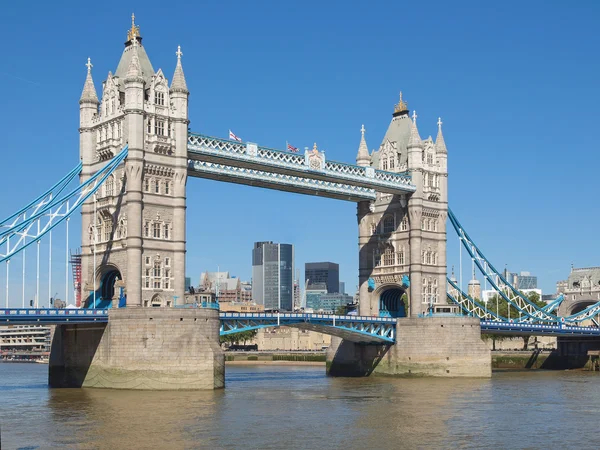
1,17 -> 599,389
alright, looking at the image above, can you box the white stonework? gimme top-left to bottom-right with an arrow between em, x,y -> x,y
357,96 -> 448,317
79,23 -> 188,307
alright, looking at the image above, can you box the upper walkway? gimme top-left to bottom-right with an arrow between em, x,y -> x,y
187,133 -> 416,202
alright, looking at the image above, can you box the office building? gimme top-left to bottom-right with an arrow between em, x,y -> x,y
252,241 -> 294,311
339,281 -> 346,295
305,262 -> 340,293
198,271 -> 252,303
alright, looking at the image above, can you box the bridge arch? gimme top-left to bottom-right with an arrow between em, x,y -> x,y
374,284 -> 407,318
569,300 -> 598,316
92,264 -> 123,309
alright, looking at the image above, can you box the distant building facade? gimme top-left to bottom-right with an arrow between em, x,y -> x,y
339,281 -> 346,295
305,262 -> 340,294
0,325 -> 52,356
252,241 -> 294,311
306,291 -> 353,313
503,269 -> 538,290
199,271 -> 252,303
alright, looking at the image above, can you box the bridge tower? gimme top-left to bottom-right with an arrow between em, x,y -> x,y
78,17 -> 188,308
356,94 -> 448,317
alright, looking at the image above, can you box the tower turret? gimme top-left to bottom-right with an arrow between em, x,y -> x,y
79,58 -> 99,163
407,111 -> 423,170
356,124 -> 370,167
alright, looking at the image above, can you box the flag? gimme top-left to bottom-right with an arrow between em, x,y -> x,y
229,129 -> 242,142
286,142 -> 299,153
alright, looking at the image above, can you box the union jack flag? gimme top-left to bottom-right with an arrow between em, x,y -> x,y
229,129 -> 242,142
286,142 -> 299,153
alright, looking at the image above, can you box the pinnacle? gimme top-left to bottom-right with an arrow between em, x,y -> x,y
435,117 -> 447,153
126,38 -> 143,81
356,124 -> 370,166
171,45 -> 188,93
407,113 -> 422,148
80,57 -> 99,104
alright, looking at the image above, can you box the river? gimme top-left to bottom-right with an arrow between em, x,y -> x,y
0,363 -> 599,449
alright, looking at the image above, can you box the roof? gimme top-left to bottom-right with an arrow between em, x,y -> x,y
371,111 -> 412,167
115,41 -> 155,87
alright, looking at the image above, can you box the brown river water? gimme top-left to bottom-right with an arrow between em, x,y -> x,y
1,363 -> 599,449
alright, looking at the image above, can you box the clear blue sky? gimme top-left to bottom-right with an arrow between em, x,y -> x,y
1,1 -> 599,305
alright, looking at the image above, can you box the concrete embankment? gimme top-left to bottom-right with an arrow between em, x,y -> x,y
224,351 -> 325,365
492,351 -> 597,371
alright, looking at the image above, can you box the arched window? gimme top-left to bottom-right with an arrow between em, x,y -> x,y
383,245 -> 395,266
383,215 -> 395,234
400,216 -> 408,232
105,176 -> 114,197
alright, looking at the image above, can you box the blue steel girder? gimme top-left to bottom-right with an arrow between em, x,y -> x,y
187,160 -> 376,202
219,313 -> 396,344
0,308 -> 109,325
480,320 -> 600,337
187,133 -> 416,198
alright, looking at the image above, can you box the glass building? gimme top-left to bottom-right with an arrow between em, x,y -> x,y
305,262 -> 340,293
252,241 -> 294,311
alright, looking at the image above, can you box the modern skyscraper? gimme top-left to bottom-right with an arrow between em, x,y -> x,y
252,242 -> 294,311
305,262 -> 340,294
339,281 -> 346,295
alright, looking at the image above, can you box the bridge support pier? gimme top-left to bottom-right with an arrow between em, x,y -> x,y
326,317 -> 491,377
49,308 -> 224,390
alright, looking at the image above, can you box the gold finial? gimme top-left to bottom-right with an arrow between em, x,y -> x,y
394,91 -> 408,113
127,13 -> 141,42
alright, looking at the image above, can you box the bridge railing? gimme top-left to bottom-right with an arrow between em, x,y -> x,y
218,312 -> 397,323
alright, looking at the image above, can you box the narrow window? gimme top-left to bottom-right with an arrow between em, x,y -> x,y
153,223 -> 161,238
165,181 -> 170,195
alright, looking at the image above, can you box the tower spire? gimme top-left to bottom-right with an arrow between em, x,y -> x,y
170,45 -> 188,93
407,110 -> 422,148
127,13 -> 141,43
435,117 -> 447,154
394,91 -> 409,116
125,36 -> 143,81
79,57 -> 99,104
356,124 -> 370,166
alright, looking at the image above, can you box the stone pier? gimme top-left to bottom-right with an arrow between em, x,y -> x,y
326,317 -> 491,377
49,308 -> 224,390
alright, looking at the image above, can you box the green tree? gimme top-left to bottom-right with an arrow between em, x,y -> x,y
400,294 -> 409,317
335,305 -> 347,315
220,329 -> 258,346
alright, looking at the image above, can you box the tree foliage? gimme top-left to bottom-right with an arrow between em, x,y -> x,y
220,329 -> 258,345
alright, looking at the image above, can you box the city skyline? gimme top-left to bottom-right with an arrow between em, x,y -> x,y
0,2 -> 599,306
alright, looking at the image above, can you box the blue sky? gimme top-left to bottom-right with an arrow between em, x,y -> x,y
1,1 -> 599,305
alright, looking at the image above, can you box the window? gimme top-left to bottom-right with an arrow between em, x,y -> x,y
104,220 -> 112,241
155,120 -> 165,136
144,178 -> 150,192
164,270 -> 170,289
426,251 -> 432,265
165,257 -> 170,267
153,223 -> 161,238
155,180 -> 160,194
427,153 -> 433,165
383,216 -> 395,234
147,119 -> 152,134
164,224 -> 169,239
145,256 -> 151,265
105,176 -> 114,197
432,219 -> 438,232
397,250 -> 405,265
383,246 -> 395,266
165,181 -> 170,195
144,222 -> 149,238
154,279 -> 161,289
155,91 -> 165,106
389,157 -> 395,169
382,159 -> 388,170
374,250 -> 381,268
153,265 -> 161,278
400,216 -> 408,231
145,269 -> 150,288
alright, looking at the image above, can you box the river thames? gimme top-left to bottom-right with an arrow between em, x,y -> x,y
1,363 -> 599,449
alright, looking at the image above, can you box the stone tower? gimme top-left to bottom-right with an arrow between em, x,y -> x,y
78,17 -> 189,308
357,94 -> 448,317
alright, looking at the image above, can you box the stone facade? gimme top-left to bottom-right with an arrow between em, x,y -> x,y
357,95 -> 448,317
79,20 -> 188,307
49,308 -> 223,389
557,266 -> 600,318
326,317 -> 491,377
252,327 -> 331,351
